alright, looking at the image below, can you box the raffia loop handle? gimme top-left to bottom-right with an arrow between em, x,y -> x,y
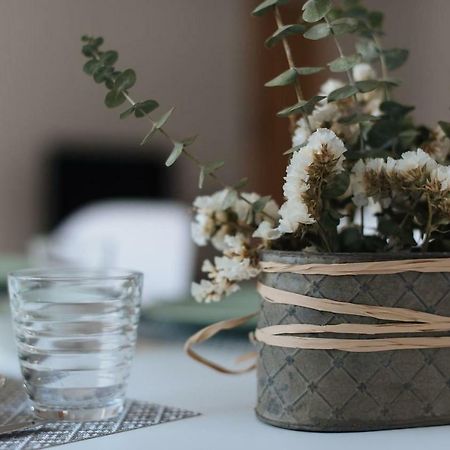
185,257 -> 450,371
183,313 -> 257,374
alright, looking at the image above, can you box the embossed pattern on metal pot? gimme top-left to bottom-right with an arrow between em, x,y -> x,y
256,251 -> 450,432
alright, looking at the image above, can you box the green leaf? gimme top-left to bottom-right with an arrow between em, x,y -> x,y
367,119 -> 399,148
277,96 -> 325,117
380,101 -> 414,118
398,129 -> 419,147
283,143 -> 307,155
156,107 -> 175,128
303,23 -> 331,40
330,17 -> 359,35
114,69 -> 136,92
165,142 -> 184,167
302,0 -> 332,23
120,106 -> 135,119
104,90 -> 126,108
252,0 -> 289,16
222,189 -> 238,209
93,65 -> 113,83
354,79 -> 380,93
82,44 -> 96,57
134,100 -> 159,117
323,172 -> 350,198
328,54 -> 361,72
327,85 -> 358,102
439,121 -> 450,139
205,160 -> 225,173
140,126 -> 157,146
233,177 -> 249,190
296,66 -> 324,75
368,11 -> 384,29
99,50 -> 119,66
338,227 -> 364,252
198,161 -> 225,188
265,68 -> 297,87
252,196 -> 272,213
356,39 -> 378,62
181,135 -> 198,146
382,48 -> 409,71
345,5 -> 368,19
338,113 -> 378,124
83,59 -> 101,75
198,167 -> 206,189
265,24 -> 307,48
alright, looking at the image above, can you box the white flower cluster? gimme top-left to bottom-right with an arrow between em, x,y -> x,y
292,63 -> 382,149
278,128 -> 347,234
351,148 -> 450,208
190,189 -> 279,302
191,189 -> 278,250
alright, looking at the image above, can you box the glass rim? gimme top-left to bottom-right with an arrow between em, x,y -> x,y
8,267 -> 143,282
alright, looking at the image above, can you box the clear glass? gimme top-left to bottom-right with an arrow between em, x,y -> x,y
8,268 -> 143,421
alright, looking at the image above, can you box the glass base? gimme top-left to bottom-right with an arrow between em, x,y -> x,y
31,399 -> 124,421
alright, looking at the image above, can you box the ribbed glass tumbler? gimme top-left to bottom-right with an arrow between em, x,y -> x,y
8,268 -> 143,421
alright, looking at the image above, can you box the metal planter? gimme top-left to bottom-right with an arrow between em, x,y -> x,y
256,251 -> 450,431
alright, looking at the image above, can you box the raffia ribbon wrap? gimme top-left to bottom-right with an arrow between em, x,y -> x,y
184,258 -> 450,373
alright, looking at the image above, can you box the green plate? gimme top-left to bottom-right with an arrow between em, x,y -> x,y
141,285 -> 260,330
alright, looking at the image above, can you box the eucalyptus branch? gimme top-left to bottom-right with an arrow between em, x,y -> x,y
82,37 -> 276,221
324,14 -> 364,150
371,34 -> 390,101
273,6 -> 313,133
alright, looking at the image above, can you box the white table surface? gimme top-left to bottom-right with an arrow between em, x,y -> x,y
1,317 -> 450,450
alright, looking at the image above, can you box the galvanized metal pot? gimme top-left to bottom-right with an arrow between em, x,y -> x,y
256,250 -> 450,432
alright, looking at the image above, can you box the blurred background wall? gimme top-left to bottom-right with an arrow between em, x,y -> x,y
0,0 -> 448,252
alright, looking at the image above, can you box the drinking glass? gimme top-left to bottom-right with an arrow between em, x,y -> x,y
8,268 -> 143,421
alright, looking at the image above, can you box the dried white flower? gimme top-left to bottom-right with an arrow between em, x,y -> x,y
319,78 -> 345,97
351,159 -> 369,207
430,165 -> 450,192
253,220 -> 282,240
352,63 -> 376,82
278,128 -> 348,234
395,148 -> 437,174
191,278 -> 239,303
292,117 -> 314,147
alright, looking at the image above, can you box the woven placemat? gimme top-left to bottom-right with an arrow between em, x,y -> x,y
0,379 -> 200,449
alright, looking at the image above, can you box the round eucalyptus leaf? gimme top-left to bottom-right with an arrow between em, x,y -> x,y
252,0 -> 289,17
265,24 -> 307,48
302,0 -> 332,23
100,50 -> 119,66
265,68 -> 297,87
328,54 -> 361,72
114,69 -> 136,92
327,85 -> 358,102
104,90 -> 126,108
303,23 -> 331,40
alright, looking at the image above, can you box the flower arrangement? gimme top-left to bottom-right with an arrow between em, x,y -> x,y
81,0 -> 450,303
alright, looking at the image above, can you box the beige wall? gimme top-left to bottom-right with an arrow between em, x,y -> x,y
0,0 -> 258,251
0,0 -> 449,252
366,0 -> 450,124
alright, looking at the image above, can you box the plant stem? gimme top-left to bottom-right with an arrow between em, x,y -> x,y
91,55 -> 276,221
316,221 -> 333,252
360,206 -> 365,236
274,6 -> 313,133
422,195 -> 434,251
371,33 -> 390,101
324,15 -> 364,152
